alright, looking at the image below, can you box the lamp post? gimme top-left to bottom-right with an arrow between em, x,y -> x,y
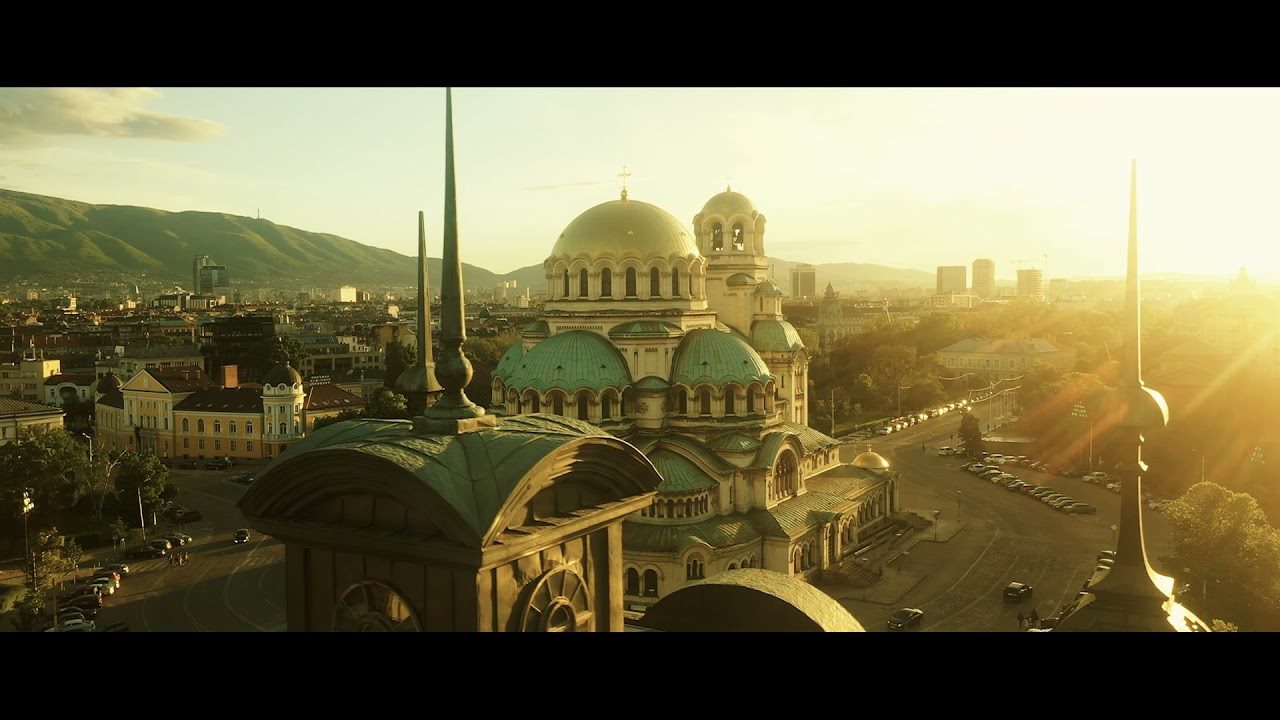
20,489 -> 34,587
933,510 -> 940,540
956,490 -> 962,516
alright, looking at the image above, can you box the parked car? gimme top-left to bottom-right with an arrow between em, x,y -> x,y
1004,581 -> 1034,601
150,539 -> 173,552
233,528 -> 251,544
103,563 -> 130,576
1083,472 -> 1109,484
92,569 -> 121,588
62,594 -> 103,610
176,510 -> 203,523
205,458 -> 232,470
231,471 -> 256,484
58,605 -> 96,620
1068,502 -> 1097,515
178,460 -> 199,470
887,607 -> 925,630
164,532 -> 193,546
86,578 -> 116,596
936,446 -> 955,456
53,609 -> 86,625
126,545 -> 166,559
49,619 -> 95,632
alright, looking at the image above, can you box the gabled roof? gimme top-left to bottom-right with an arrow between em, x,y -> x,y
96,389 -> 123,408
173,387 -> 264,414
306,383 -> 366,412
140,367 -> 212,393
0,398 -> 63,416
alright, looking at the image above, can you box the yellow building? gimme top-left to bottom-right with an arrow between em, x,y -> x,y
937,338 -> 1074,383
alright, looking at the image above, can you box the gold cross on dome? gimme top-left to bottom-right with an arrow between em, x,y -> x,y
725,176 -> 733,192
619,165 -> 632,200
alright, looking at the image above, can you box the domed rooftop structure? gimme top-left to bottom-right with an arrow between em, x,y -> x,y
95,371 -> 122,394
700,189 -> 759,220
671,328 -> 772,388
852,447 -> 890,470
548,197 -> 699,262
499,330 -> 632,393
755,279 -> 785,297
263,362 -> 303,387
751,319 -> 804,352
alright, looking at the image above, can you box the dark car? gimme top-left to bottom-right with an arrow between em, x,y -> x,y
62,593 -> 103,610
233,529 -> 251,544
205,459 -> 231,470
176,510 -> 203,523
1004,581 -> 1033,601
126,545 -> 167,559
230,471 -> 255,484
59,604 -> 98,620
178,460 -> 199,470
887,607 -> 924,630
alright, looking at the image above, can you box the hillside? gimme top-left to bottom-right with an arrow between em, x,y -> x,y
0,188 -> 506,291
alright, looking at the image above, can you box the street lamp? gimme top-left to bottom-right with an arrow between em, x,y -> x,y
956,490 -> 962,516
933,510 -> 940,540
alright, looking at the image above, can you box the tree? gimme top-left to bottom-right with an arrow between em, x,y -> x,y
113,452 -> 172,527
383,340 -> 413,388
958,410 -> 984,458
464,329 -> 521,368
313,409 -> 362,431
795,327 -> 821,354
248,335 -> 309,379
80,439 -> 128,521
362,387 -> 411,419
0,426 -> 87,515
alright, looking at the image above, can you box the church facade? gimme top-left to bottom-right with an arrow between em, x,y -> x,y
489,186 -> 900,609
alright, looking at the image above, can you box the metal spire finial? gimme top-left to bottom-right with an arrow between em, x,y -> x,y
619,165 -> 631,201
420,87 -> 495,433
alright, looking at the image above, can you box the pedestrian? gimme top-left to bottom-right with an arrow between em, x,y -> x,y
1017,610 -> 1025,629
1029,608 -> 1039,627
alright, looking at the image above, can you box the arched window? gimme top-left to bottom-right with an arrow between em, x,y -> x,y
712,223 -> 724,251
530,394 -> 541,413
229,420 -> 237,435
246,421 -> 253,435
725,389 -> 735,415
213,420 -> 221,434
649,267 -> 660,297
678,391 -> 688,415
601,393 -> 612,420
625,267 -> 637,297
578,269 -> 589,299
685,557 -> 704,580
197,419 -> 205,433
732,223 -> 745,250
672,268 -> 680,296
625,569 -> 640,596
562,270 -> 570,298
279,422 -> 287,436
601,268 -> 612,298
747,390 -> 755,413
642,570 -> 658,597
552,393 -> 564,416
577,394 -> 589,421
699,389 -> 711,416
181,418 -> 189,432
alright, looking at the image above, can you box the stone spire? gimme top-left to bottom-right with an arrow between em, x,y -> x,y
418,87 -> 497,435
394,210 -> 441,414
1053,160 -> 1206,632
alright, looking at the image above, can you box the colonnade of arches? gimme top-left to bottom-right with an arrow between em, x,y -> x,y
639,492 -> 710,520
546,257 -> 706,302
724,554 -> 758,571
498,385 -> 632,423
791,539 -> 818,574
624,567 -> 661,597
670,381 -> 774,419
769,449 -> 799,501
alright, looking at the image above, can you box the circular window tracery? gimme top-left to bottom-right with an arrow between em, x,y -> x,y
332,579 -> 422,632
521,566 -> 593,632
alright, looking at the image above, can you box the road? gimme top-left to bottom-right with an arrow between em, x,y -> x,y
828,411 -> 1175,632
53,468 -> 286,632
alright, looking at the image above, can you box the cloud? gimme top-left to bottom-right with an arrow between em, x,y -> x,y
0,87 -> 225,147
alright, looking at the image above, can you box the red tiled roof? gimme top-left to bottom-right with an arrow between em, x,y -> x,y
149,366 -> 213,393
305,383 -> 366,411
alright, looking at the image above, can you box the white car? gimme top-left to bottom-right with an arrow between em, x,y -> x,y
86,578 -> 116,596
877,426 -> 893,435
55,618 -> 96,632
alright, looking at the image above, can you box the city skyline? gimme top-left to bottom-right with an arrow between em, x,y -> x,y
4,87 -> 1280,280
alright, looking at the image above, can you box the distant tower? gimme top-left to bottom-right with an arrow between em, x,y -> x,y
790,263 -> 817,300
193,255 -> 213,294
1016,268 -> 1044,301
972,258 -> 995,298
935,266 -> 966,295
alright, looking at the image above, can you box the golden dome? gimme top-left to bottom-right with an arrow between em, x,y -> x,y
700,189 -> 758,220
852,447 -> 890,469
548,197 -> 699,262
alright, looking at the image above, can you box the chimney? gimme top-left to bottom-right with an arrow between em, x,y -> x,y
220,365 -> 239,389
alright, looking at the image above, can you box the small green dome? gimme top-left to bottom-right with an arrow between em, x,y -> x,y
755,280 -> 784,297
608,320 -> 682,337
649,449 -> 717,493
751,319 -> 804,352
711,432 -> 763,453
633,375 -> 671,391
726,273 -> 757,286
549,198 -> 698,261
701,190 -> 758,220
493,339 -> 526,378
501,330 -> 633,393
672,329 -> 772,388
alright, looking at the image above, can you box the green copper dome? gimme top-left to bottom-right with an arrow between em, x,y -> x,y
493,339 -> 526,378
700,190 -> 758,219
501,330 -> 633,393
726,273 -> 757,286
755,280 -> 784,297
751,319 -> 804,352
671,328 -> 773,388
649,449 -> 717,493
549,198 -> 699,261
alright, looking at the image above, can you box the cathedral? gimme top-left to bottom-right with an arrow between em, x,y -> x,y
488,183 -> 900,608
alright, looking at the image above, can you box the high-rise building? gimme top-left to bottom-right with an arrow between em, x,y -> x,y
936,266 -> 966,295
334,286 -> 357,303
1017,268 -> 1045,301
790,263 -> 817,300
972,258 -> 995,298
193,255 -> 214,294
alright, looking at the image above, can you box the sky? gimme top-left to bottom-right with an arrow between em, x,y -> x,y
2,86 -> 1280,281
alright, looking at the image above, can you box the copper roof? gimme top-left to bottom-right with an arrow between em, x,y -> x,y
149,367 -> 212,393
173,387 -> 264,414
0,398 -> 63,416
